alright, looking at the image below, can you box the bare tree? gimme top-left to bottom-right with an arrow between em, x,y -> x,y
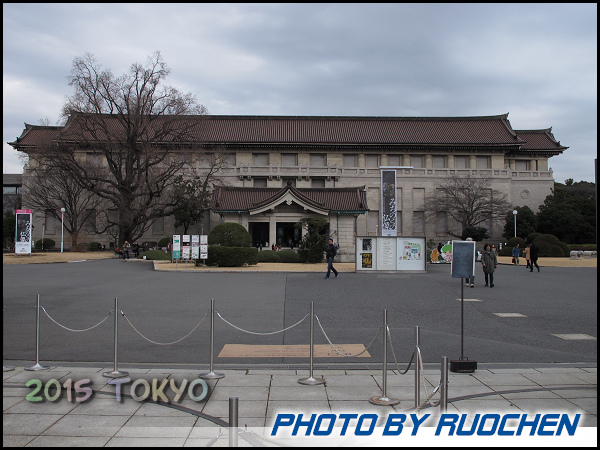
22,163 -> 105,248
42,52 -> 208,245
425,173 -> 511,238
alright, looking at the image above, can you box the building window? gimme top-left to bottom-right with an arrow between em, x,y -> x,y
282,153 -> 298,166
368,210 -> 379,235
387,155 -> 402,166
152,216 -> 164,234
253,153 -> 269,165
311,178 -> 325,188
310,154 -> 326,166
411,155 -> 423,168
343,154 -> 357,167
253,177 -> 268,187
433,156 -> 447,168
436,211 -> 447,235
413,211 -> 424,234
477,156 -> 490,169
3,187 -> 18,194
454,156 -> 468,169
366,154 -> 379,168
516,160 -> 529,171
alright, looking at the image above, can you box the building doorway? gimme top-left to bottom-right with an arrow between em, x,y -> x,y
249,222 -> 269,247
277,222 -> 300,248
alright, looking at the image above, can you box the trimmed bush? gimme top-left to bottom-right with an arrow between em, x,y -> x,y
35,238 -> 55,250
138,249 -> 171,260
498,237 -> 526,256
278,250 -> 302,263
157,237 -> 171,248
88,242 -> 100,251
535,240 -> 565,257
257,250 -> 281,263
208,223 -> 252,247
202,246 -> 258,267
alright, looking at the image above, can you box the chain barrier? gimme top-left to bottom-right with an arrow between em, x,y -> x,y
215,311 -> 309,335
315,315 -> 384,357
40,306 -> 113,333
120,309 -> 209,346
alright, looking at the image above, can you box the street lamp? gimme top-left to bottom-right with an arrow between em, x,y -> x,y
60,208 -> 66,252
512,209 -> 518,238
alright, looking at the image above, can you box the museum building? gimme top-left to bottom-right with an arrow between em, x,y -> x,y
9,113 -> 567,262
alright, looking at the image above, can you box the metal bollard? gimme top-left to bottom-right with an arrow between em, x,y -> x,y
440,356 -> 448,412
25,295 -> 50,371
199,299 -> 225,379
414,326 -> 421,408
103,298 -> 129,378
299,302 -> 325,385
229,397 -> 238,447
369,309 -> 399,405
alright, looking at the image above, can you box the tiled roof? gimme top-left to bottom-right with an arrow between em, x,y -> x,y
212,184 -> 368,213
10,113 -> 527,148
8,124 -> 63,148
514,129 -> 568,152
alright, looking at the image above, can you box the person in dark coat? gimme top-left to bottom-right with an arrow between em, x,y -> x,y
324,238 -> 339,279
481,243 -> 498,287
529,242 -> 540,272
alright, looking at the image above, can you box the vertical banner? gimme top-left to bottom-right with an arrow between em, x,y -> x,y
191,235 -> 200,259
200,235 -> 208,259
381,170 -> 397,236
182,235 -> 191,259
15,209 -> 33,255
172,235 -> 181,259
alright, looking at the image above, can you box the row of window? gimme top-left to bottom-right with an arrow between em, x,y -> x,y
3,187 -> 22,195
252,153 -> 494,169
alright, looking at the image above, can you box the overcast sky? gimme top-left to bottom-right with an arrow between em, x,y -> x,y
3,3 -> 597,183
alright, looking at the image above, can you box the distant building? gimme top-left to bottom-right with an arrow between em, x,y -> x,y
9,113 -> 567,261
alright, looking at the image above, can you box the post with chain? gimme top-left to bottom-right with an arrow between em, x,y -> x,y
199,299 -> 225,380
229,397 -> 239,447
25,295 -> 50,371
440,356 -> 448,412
369,309 -> 399,405
299,302 -> 325,385
414,325 -> 421,408
103,298 -> 129,378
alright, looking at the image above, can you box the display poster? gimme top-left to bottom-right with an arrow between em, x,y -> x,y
396,239 -> 424,270
200,234 -> 208,259
356,236 -> 426,272
191,235 -> 200,259
15,209 -> 33,255
173,235 -> 181,259
377,237 -> 397,271
182,235 -> 191,259
381,170 -> 397,236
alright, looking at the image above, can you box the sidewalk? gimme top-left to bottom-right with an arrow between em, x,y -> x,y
3,362 -> 596,446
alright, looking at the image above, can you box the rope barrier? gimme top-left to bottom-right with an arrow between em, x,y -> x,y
315,315 -> 384,357
386,326 -> 416,374
40,306 -> 114,333
215,311 -> 309,335
120,309 -> 209,346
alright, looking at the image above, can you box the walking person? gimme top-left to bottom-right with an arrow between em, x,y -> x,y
524,244 -> 531,269
529,242 -> 540,272
481,243 -> 498,287
512,243 -> 520,266
324,238 -> 339,279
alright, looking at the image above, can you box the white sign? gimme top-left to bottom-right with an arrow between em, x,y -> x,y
200,234 -> 208,259
356,236 -> 426,272
15,209 -> 33,255
191,235 -> 200,259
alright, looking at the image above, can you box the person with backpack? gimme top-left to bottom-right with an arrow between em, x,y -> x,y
324,238 -> 339,279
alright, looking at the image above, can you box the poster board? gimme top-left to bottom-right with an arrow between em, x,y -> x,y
15,209 -> 33,255
172,235 -> 181,259
451,241 -> 476,279
356,236 -> 426,272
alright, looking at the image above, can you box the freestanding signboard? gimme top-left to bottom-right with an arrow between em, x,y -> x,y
173,235 -> 181,259
191,235 -> 200,259
451,241 -> 476,279
182,235 -> 191,259
200,235 -> 208,260
356,236 -> 426,272
15,210 -> 33,255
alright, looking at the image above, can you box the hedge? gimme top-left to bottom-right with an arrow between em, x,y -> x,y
34,238 -> 55,250
201,246 -> 258,267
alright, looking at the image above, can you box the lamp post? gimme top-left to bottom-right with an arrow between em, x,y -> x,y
513,210 -> 518,238
60,208 -> 66,252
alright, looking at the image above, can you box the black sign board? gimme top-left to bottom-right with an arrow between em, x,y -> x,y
451,241 -> 475,279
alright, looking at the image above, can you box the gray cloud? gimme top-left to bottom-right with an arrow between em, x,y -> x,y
3,3 -> 596,183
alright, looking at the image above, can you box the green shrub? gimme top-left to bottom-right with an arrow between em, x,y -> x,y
157,237 -> 171,248
257,250 -> 281,263
526,233 -> 541,245
35,238 -> 55,250
278,250 -> 302,263
535,241 -> 565,257
209,223 -> 252,247
202,246 -> 258,267
138,249 -> 171,260
498,237 -> 526,256
88,242 -> 100,251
